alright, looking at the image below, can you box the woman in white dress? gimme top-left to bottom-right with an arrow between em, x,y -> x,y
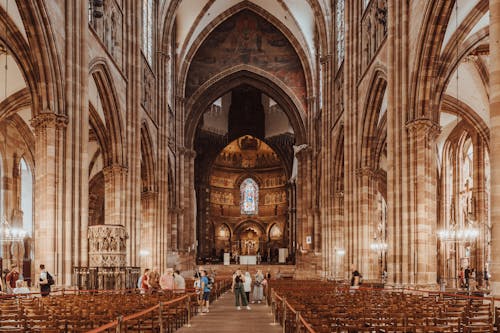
252,269 -> 264,303
243,271 -> 252,304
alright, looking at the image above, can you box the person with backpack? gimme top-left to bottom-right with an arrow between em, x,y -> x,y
200,270 -> 211,314
39,264 -> 54,297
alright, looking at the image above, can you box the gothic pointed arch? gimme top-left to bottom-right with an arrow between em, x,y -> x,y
185,68 -> 307,148
180,3 -> 312,105
441,95 -> 490,150
360,69 -> 387,170
410,0 -> 455,122
15,0 -> 64,115
434,28 -> 489,112
8,114 -> 35,160
89,60 -> 125,166
89,103 -> 111,167
0,7 -> 42,117
0,88 -> 31,123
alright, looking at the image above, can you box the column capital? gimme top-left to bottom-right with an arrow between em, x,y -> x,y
296,147 -> 313,160
102,164 -> 128,177
355,166 -> 376,179
177,147 -> 196,158
158,50 -> 170,61
405,118 -> 441,137
184,148 -> 197,159
31,113 -> 68,131
320,54 -> 332,65
306,95 -> 317,103
141,190 -> 158,200
175,95 -> 185,104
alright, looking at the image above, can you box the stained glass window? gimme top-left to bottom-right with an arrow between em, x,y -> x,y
336,0 -> 345,67
240,178 -> 258,215
142,0 -> 154,65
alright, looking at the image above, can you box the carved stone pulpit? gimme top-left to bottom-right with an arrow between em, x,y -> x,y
88,225 -> 128,267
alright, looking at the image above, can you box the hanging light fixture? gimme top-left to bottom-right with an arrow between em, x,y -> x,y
0,216 -> 27,242
438,221 -> 479,242
370,240 -> 388,252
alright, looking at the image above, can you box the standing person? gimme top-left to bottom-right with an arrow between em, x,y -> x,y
148,267 -> 161,292
252,269 -> 264,303
160,268 -> 174,291
193,272 -> 202,311
458,267 -> 465,288
266,270 -> 271,281
232,269 -> 250,310
173,270 -> 185,293
470,268 -> 477,291
243,271 -> 252,304
5,264 -> 20,293
39,264 -> 52,297
351,266 -> 361,287
464,266 -> 471,291
140,268 -> 150,293
200,270 -> 211,314
484,267 -> 490,289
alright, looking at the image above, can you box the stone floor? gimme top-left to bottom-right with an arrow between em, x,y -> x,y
176,292 -> 283,333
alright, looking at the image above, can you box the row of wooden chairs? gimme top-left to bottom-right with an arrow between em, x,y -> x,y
0,291 -> 191,332
269,280 -> 495,333
0,277 -> 233,332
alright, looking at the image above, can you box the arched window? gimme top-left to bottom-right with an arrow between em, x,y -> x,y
142,0 -> 154,65
336,0 -> 345,67
460,138 -> 473,226
20,159 -> 33,236
240,178 -> 258,215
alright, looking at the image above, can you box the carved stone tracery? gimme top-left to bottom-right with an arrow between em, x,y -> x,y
88,225 -> 128,267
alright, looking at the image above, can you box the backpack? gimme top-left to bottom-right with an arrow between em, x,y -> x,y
46,272 -> 55,286
207,276 -> 214,290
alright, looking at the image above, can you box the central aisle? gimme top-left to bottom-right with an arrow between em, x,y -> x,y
175,292 -> 283,333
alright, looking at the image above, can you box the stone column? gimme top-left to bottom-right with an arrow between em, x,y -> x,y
156,51 -> 170,271
320,53 -> 333,277
63,0 -> 89,284
124,0 -> 142,266
287,181 -> 297,256
386,0 -> 409,286
140,191 -> 157,269
177,148 -> 186,252
406,119 -> 440,286
472,137 -> 487,286
489,0 -> 500,295
295,146 -> 311,251
103,164 -> 128,226
183,149 -> 196,251
31,113 -> 68,279
333,191 -> 345,279
356,166 -> 378,280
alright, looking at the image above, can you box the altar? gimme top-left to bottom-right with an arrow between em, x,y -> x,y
239,255 -> 257,265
